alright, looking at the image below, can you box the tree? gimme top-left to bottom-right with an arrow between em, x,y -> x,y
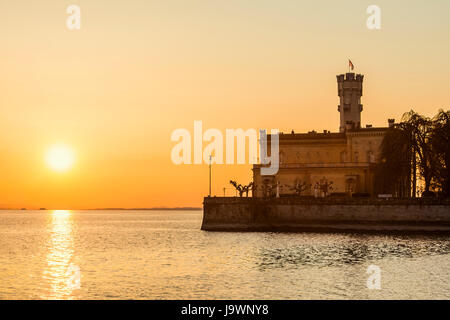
376,109 -> 448,198
242,182 -> 254,197
431,109 -> 450,196
286,180 -> 310,196
259,180 -> 278,198
229,180 -> 244,197
375,122 -> 413,196
319,179 -> 333,197
229,180 -> 253,197
402,111 -> 434,195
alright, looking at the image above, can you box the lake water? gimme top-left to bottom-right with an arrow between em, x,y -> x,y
0,210 -> 449,299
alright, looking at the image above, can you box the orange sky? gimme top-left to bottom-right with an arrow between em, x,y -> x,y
0,0 -> 449,209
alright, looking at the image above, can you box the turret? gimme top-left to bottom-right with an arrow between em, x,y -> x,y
337,73 -> 364,132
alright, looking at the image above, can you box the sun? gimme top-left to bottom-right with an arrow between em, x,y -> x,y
46,144 -> 75,172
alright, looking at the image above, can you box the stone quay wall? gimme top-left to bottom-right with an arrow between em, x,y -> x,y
202,197 -> 450,233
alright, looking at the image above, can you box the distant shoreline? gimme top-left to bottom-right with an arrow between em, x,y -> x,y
0,207 -> 202,211
93,207 -> 202,211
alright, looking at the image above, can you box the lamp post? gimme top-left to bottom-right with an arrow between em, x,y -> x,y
209,155 -> 212,197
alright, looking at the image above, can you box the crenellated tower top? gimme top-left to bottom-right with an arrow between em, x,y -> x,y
337,73 -> 364,132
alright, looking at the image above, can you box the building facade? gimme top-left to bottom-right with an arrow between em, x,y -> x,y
252,72 -> 393,197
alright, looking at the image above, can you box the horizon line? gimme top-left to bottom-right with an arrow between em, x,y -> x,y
0,207 -> 203,211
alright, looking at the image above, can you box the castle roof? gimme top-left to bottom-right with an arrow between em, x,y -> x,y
266,126 -> 388,141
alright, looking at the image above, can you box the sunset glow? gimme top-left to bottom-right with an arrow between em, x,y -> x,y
46,145 -> 75,173
0,1 -> 449,209
0,0 -> 449,304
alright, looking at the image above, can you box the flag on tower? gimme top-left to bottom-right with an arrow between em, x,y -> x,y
349,59 -> 354,71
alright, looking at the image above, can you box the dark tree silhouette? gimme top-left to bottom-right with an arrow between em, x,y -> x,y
229,180 -> 244,197
403,111 -> 434,195
229,180 -> 253,197
260,181 -> 278,198
376,109 -> 449,198
286,180 -> 310,196
320,180 -> 333,196
431,109 -> 450,196
376,118 -> 414,197
242,182 -> 254,197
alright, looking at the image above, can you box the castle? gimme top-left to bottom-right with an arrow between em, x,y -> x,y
252,72 -> 394,197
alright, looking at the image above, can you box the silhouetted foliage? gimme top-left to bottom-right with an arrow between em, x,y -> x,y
375,124 -> 412,196
242,182 -> 254,197
431,109 -> 450,196
260,181 -> 277,198
376,109 -> 450,198
285,180 -> 311,196
229,180 -> 253,197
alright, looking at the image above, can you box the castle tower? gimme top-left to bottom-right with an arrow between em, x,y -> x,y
337,73 -> 364,132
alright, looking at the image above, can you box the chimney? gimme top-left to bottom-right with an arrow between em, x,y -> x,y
388,119 -> 395,128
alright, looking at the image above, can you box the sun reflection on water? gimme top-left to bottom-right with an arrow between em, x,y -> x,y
42,210 -> 78,299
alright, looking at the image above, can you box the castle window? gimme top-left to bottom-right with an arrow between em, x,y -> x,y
367,151 -> 375,163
